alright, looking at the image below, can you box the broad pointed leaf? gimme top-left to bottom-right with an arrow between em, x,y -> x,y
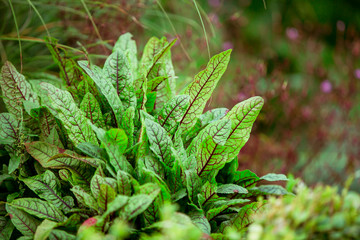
6,204 -> 40,237
178,50 -> 231,132
97,195 -> 129,225
195,136 -> 228,179
144,118 -> 175,168
90,168 -> 117,199
78,60 -> 123,127
0,113 -> 20,144
223,97 -> 264,161
120,106 -> 135,148
156,95 -> 190,135
71,186 -> 98,210
185,169 -> 202,203
121,192 -> 159,220
0,216 -> 14,240
206,199 -> 250,221
189,210 -> 211,235
25,141 -> 96,187
104,50 -> 136,109
91,125 -> 133,174
22,170 -> 74,212
219,202 -> 263,233
34,219 -> 57,240
80,92 -> 104,128
40,82 -> 98,145
10,198 -> 66,222
198,181 -> 219,208
216,184 -> 248,195
45,38 -> 81,87
98,184 -> 116,211
260,173 -> 288,182
187,119 -> 231,157
113,32 -> 138,74
0,61 -> 38,118
116,170 -> 133,196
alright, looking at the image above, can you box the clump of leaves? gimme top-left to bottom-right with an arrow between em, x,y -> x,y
245,180 -> 360,240
0,33 -> 289,239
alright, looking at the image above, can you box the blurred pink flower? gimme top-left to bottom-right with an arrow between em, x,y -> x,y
320,80 -> 332,93
354,69 -> 360,79
208,0 -> 221,8
209,13 -> 220,26
286,27 -> 299,40
236,92 -> 246,101
337,21 -> 345,32
222,41 -> 233,51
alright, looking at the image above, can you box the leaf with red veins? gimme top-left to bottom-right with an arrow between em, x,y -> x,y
178,50 -> 231,133
0,61 -> 38,118
40,82 -> 98,146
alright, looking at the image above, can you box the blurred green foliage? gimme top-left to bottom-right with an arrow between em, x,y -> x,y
245,180 -> 360,240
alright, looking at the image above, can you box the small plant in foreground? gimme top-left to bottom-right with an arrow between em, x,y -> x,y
246,179 -> 360,240
0,33 -> 289,239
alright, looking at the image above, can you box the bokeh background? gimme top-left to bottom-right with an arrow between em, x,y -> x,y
1,0 -> 359,191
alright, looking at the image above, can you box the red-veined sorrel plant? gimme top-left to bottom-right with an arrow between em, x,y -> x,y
0,33 -> 290,240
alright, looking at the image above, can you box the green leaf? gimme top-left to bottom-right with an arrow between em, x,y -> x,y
187,119 -> 231,157
185,169 -> 202,203
195,136 -> 228,179
90,168 -> 117,199
147,76 -> 167,92
233,169 -> 260,188
140,37 -> 176,108
49,230 -> 76,240
198,181 -> 219,208
189,210 -> 211,235
200,108 -> 229,126
6,204 -> 40,237
80,92 -> 105,128
105,128 -> 128,154
10,198 -> 67,222
0,216 -> 14,240
0,61 -> 38,118
178,50 -> 231,132
139,183 -> 165,226
91,125 -> 133,174
223,96 -> 264,161
121,193 -> 159,220
260,173 -> 288,182
34,219 -> 57,240
219,202 -> 262,233
38,108 -> 57,138
0,113 -> 20,144
76,142 -> 107,160
45,38 -> 81,87
78,60 -> 123,127
97,195 -> 129,225
25,141 -> 96,187
249,185 -> 290,196
70,186 -> 98,210
156,95 -> 190,135
144,118 -> 175,168
113,32 -> 138,74
116,170 -> 133,196
104,50 -> 136,109
206,199 -> 250,221
21,170 -> 74,212
217,184 -> 248,195
40,82 -> 98,145
120,106 -> 135,148
45,128 -> 64,148
98,184 -> 116,211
